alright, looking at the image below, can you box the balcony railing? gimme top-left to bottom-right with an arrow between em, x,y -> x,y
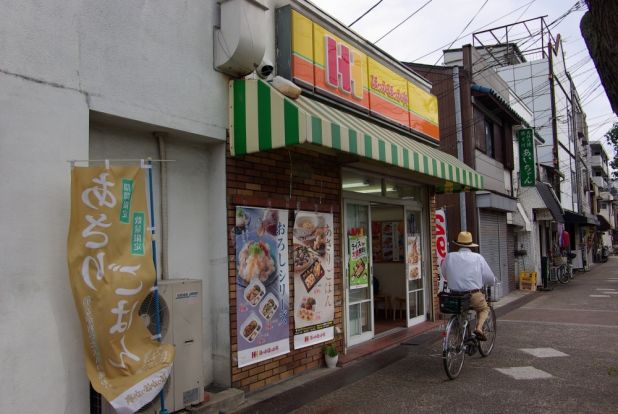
591,155 -> 609,177
592,176 -> 608,190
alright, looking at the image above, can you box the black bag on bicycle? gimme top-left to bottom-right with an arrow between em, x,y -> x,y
438,291 -> 471,314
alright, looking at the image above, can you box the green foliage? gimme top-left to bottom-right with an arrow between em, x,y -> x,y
604,122 -> 618,178
323,343 -> 338,357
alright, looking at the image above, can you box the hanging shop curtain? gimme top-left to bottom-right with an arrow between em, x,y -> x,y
67,165 -> 175,413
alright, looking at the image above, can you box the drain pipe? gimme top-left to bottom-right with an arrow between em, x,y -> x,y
155,132 -> 169,280
453,66 -> 467,230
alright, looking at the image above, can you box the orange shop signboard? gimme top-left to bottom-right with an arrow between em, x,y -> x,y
276,7 -> 440,141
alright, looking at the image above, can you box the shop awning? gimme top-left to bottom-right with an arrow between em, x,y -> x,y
230,79 -> 483,193
587,214 -> 600,226
535,182 -> 564,223
471,84 -> 525,124
564,210 -> 600,226
597,214 -> 612,231
508,202 -> 531,231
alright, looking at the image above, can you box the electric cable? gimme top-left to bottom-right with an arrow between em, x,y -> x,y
411,0 -> 537,62
374,0 -> 433,44
349,0 -> 384,27
433,0 -> 490,66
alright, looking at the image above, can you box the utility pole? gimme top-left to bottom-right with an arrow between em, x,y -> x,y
548,40 -> 560,196
569,74 -> 583,214
453,66 -> 467,231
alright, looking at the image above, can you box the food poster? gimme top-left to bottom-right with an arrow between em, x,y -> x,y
406,234 -> 422,280
235,207 -> 290,367
381,222 -> 394,261
373,221 -> 405,262
348,235 -> 370,289
292,212 -> 335,349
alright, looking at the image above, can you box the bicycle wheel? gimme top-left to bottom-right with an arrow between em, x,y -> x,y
478,307 -> 496,357
557,265 -> 570,284
443,315 -> 465,379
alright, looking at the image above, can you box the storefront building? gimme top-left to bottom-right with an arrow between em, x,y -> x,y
225,1 -> 482,391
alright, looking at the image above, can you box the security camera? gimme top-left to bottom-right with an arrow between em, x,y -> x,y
256,59 -> 274,79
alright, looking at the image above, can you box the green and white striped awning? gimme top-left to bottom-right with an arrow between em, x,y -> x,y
230,79 -> 483,193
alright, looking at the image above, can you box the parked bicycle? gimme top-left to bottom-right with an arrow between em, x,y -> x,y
549,252 -> 576,284
440,288 -> 496,380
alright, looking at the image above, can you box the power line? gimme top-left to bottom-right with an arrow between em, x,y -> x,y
340,1 -> 595,162
374,0 -> 433,44
411,0 -> 537,62
349,0 -> 384,27
571,65 -> 597,79
432,0 -> 490,66
582,88 -> 607,106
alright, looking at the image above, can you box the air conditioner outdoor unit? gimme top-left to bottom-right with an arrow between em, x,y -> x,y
102,279 -> 204,414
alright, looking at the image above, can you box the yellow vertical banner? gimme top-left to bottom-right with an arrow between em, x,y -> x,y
67,166 -> 174,413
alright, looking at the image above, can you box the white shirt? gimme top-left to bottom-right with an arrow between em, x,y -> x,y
441,248 -> 496,292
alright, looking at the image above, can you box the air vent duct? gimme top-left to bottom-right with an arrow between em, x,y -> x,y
214,0 -> 268,77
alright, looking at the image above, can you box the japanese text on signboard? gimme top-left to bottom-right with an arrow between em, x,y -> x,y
518,128 -> 535,187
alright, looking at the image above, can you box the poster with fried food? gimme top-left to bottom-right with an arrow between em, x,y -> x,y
348,235 -> 369,288
406,234 -> 422,280
235,207 -> 290,367
292,211 -> 334,349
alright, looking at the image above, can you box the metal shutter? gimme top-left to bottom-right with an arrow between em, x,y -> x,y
506,226 -> 516,293
479,210 -> 507,300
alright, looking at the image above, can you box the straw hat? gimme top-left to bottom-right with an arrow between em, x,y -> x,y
453,231 -> 479,247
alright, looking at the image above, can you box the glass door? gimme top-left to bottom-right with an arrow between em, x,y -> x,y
344,200 -> 374,346
404,207 -> 426,326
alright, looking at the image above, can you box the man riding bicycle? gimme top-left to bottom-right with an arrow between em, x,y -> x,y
441,231 -> 496,341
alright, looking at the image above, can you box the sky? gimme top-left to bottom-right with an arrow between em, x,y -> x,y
310,0 -> 617,159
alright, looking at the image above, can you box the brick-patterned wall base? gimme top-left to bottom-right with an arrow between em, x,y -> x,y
227,147 -> 343,392
429,194 -> 440,319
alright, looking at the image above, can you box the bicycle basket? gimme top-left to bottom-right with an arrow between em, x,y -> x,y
438,291 -> 471,314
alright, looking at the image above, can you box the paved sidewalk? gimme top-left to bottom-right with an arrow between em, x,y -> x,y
230,288 -> 536,414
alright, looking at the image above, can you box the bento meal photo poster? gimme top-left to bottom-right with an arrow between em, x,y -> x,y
235,207 -> 290,367
292,211 -> 335,349
406,233 -> 422,281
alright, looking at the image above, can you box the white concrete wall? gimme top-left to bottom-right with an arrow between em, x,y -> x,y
475,150 -> 507,194
498,60 -> 553,165
470,48 -> 511,100
559,145 -> 576,212
515,182 -> 552,283
513,224 -> 542,286
0,1 -> 232,412
0,73 -> 90,414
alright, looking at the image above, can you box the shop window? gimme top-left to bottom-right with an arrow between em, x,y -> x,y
341,169 -> 425,202
484,119 -> 495,158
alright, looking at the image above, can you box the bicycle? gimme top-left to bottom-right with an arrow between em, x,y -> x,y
564,252 -> 577,280
440,288 -> 497,380
550,253 -> 576,284
549,262 -> 570,285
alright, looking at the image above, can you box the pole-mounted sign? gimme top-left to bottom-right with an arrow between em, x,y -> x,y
518,128 -> 535,187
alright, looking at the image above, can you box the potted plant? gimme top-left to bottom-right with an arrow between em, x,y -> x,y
323,343 -> 338,368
